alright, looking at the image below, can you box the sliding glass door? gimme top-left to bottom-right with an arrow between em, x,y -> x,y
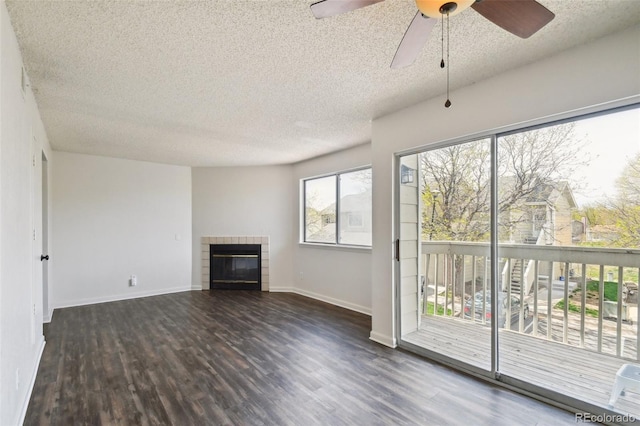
399,138 -> 493,373
397,105 -> 640,417
496,109 -> 640,416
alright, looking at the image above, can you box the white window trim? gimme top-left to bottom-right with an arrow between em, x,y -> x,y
301,166 -> 372,248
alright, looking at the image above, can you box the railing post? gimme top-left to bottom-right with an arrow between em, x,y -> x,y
617,266 -> 623,358
433,253 -> 440,316
563,262 -> 569,344
580,264 -> 586,348
506,258 -> 512,329
533,261 -> 539,337
460,255 -> 466,319
637,268 -> 640,361
547,262 -> 553,341
444,254 -> 455,317
434,254 -> 439,316
598,265 -> 604,353
444,254 -> 458,317
423,253 -> 431,315
483,256 -> 488,325
471,256 -> 477,322
520,258 -> 525,333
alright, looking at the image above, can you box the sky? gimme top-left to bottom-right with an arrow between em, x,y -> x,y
570,107 -> 640,207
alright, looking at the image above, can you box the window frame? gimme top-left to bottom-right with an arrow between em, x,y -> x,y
302,166 -> 372,248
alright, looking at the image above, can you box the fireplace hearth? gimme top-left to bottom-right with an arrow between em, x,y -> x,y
210,244 -> 261,290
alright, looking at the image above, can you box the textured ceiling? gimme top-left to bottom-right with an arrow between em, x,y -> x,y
6,0 -> 640,166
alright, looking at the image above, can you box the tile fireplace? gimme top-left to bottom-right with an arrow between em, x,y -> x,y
201,236 -> 269,291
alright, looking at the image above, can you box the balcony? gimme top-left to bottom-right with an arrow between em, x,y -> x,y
403,241 -> 640,417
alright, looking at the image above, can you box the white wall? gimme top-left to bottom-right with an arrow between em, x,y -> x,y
0,3 -> 52,424
292,144 -> 372,314
192,166 -> 294,290
52,152 -> 192,308
370,24 -> 640,347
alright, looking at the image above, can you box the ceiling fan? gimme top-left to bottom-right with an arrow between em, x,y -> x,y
310,0 -> 555,69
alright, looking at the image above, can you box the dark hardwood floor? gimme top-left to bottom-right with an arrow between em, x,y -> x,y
25,291 -> 578,425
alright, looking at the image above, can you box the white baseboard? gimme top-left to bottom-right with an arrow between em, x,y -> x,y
369,331 -> 397,348
191,284 -> 203,291
269,286 -> 371,316
18,336 -> 46,426
268,286 -> 295,293
43,307 -> 54,323
53,286 -> 192,310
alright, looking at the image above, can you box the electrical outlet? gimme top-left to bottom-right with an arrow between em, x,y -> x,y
130,275 -> 137,287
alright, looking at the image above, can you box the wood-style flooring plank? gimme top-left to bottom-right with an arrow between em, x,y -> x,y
25,291 -> 578,425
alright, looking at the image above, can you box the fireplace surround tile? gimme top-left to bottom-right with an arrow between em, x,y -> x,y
201,236 -> 269,291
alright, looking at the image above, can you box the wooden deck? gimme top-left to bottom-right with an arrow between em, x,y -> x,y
403,315 -> 640,418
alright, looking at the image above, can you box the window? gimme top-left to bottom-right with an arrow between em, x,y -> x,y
347,212 -> 363,228
303,168 -> 372,246
400,164 -> 415,184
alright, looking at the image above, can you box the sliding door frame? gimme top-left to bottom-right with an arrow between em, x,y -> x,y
393,99 -> 640,417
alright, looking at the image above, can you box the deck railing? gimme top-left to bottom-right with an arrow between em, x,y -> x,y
421,241 -> 640,360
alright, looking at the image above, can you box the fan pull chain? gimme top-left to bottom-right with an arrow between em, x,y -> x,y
440,12 -> 445,69
444,12 -> 452,108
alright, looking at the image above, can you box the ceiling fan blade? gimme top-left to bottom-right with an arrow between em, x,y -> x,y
310,0 -> 384,19
471,0 -> 554,39
391,12 -> 436,69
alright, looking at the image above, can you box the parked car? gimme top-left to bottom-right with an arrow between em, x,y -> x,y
463,291 -> 529,328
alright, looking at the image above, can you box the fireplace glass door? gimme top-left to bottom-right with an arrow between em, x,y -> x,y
210,244 -> 261,290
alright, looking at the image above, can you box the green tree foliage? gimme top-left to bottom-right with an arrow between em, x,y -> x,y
575,154 -> 640,249
577,205 -> 616,226
609,153 -> 640,247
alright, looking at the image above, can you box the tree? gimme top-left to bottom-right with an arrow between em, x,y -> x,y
576,205 -> 615,226
421,141 -> 491,241
608,153 -> 640,247
421,122 -> 581,243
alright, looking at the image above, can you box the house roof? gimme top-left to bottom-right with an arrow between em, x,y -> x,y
526,181 -> 578,208
5,1 -> 640,167
320,190 -> 372,215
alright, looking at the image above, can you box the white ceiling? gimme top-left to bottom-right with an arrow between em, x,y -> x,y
6,0 -> 640,167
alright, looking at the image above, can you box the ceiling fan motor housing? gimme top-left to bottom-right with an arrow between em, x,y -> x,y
415,0 -> 475,18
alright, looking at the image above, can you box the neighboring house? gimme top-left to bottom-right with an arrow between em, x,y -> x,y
502,181 -> 577,294
508,181 -> 577,246
308,190 -> 372,246
571,216 -> 621,245
338,190 -> 373,246
587,224 -> 621,243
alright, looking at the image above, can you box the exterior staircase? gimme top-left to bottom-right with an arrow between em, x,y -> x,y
510,259 -> 524,295
509,237 -> 537,295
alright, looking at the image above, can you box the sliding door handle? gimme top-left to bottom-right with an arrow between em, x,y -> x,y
395,239 -> 400,262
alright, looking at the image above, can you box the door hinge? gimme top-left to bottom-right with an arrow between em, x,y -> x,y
32,154 -> 36,167
32,229 -> 36,241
